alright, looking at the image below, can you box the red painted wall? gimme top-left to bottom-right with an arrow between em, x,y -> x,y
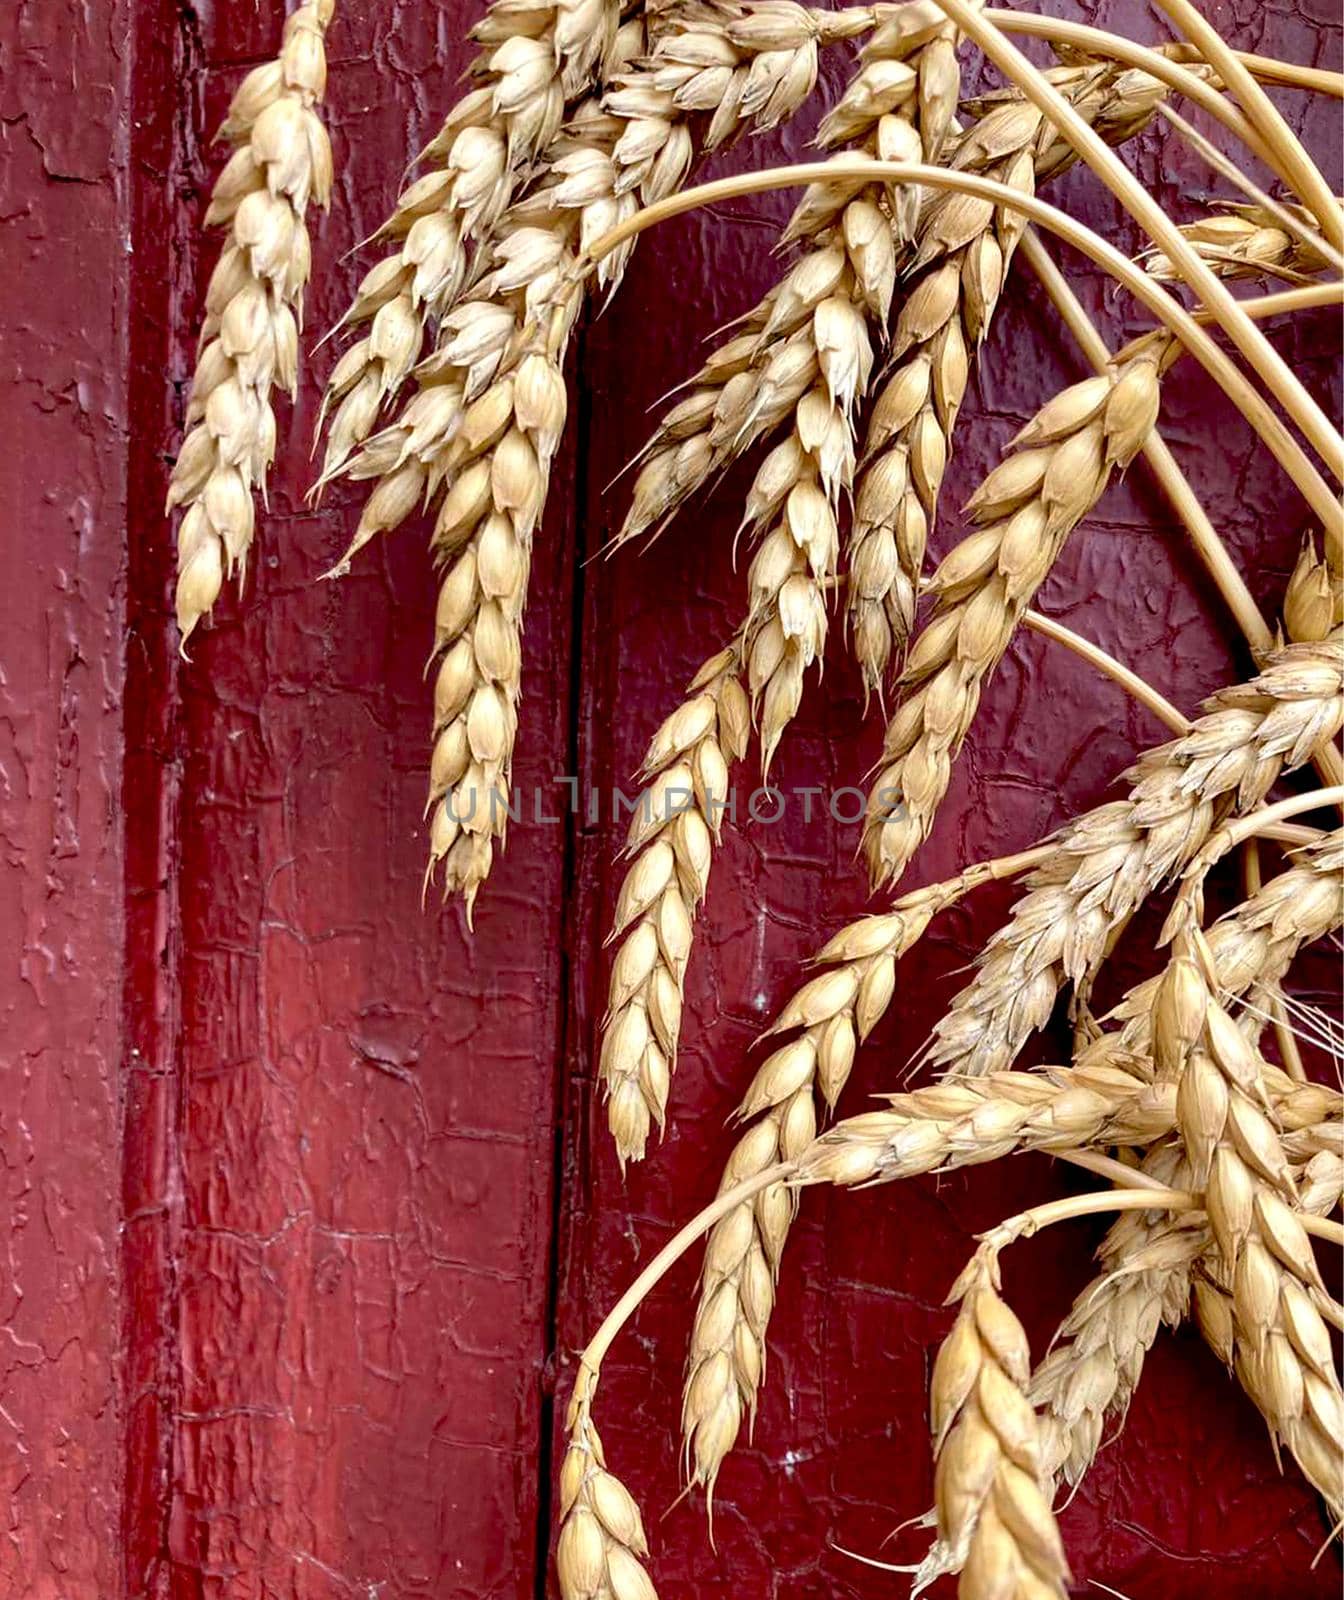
0,2 -> 1339,1597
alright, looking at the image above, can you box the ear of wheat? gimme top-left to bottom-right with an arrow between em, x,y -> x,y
169,0 -> 335,648
862,351 -> 1161,888
921,1242 -> 1069,1596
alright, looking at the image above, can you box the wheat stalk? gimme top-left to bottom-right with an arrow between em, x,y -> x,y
846,59 -> 1182,691
862,351 -> 1161,888
924,632 -> 1344,1081
798,1056 -> 1333,1188
599,646 -> 750,1163
169,0 -> 335,648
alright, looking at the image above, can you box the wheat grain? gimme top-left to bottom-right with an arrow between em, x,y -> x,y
862,351 -> 1161,889
169,0 -> 335,648
918,1242 -> 1069,1596
1143,199 -> 1333,285
599,647 -> 750,1164
1284,532 -> 1344,644
559,1365 -> 659,1600
923,633 -> 1344,1081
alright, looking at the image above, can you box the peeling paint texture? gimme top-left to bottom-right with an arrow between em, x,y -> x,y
0,0 -> 1340,1597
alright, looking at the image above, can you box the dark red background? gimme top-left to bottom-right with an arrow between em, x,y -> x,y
1,0 -> 1340,1596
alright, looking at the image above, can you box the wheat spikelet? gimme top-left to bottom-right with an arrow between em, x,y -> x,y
1194,1243 -> 1344,1521
1157,908 -> 1344,1515
1034,1065 -> 1340,1497
599,647 -> 750,1164
1030,1146 -> 1204,1489
316,0 -> 625,479
1284,532 -> 1344,644
1142,199 -> 1332,285
917,1242 -> 1070,1596
558,1366 -> 659,1600
924,633 -> 1344,1081
862,352 -> 1161,888
168,0 -> 335,648
1028,832 -> 1343,1487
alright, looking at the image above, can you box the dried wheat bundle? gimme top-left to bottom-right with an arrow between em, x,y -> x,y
155,0 -> 1344,1587
1143,198 -> 1333,284
862,352 -> 1161,888
169,0 -> 335,647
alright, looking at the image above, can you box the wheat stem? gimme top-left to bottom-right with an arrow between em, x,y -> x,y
1242,841 -> 1307,1083
931,0 -> 1344,486
584,159 -> 1343,534
1150,0 -> 1344,251
1021,611 -> 1185,732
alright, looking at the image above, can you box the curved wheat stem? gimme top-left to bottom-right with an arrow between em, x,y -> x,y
862,352 -> 1161,888
169,0 -> 335,648
924,633 -> 1344,1081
